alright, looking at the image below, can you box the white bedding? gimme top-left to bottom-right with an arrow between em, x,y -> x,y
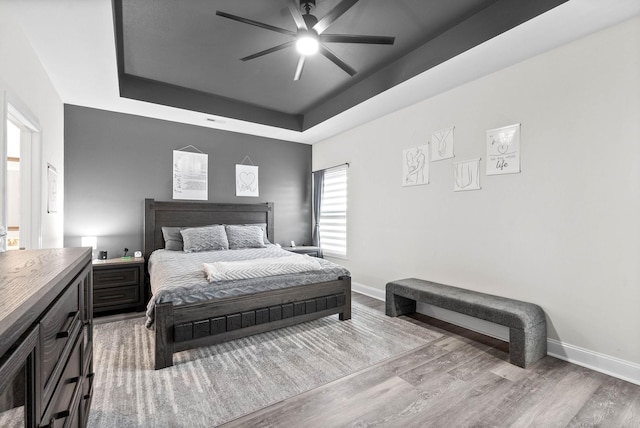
204,254 -> 321,282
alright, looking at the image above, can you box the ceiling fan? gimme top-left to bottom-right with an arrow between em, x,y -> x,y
216,0 -> 395,81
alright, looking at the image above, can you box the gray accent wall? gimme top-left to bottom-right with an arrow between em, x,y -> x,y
64,105 -> 312,257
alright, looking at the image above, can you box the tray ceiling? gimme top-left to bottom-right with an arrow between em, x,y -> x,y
114,0 -> 568,131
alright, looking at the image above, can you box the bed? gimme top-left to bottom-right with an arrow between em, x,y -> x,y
143,199 -> 352,370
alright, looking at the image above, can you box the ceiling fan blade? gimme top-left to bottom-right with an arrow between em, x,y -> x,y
320,34 -> 395,45
241,41 -> 295,61
294,56 -> 306,81
288,0 -> 307,30
216,11 -> 295,36
313,0 -> 359,34
319,45 -> 356,76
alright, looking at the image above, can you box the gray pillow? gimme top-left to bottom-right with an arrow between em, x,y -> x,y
239,223 -> 270,244
225,225 -> 266,249
161,227 -> 184,251
180,225 -> 229,253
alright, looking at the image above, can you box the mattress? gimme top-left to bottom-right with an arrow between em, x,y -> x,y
145,245 -> 350,327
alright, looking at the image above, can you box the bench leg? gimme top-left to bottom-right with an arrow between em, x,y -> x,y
509,322 -> 547,368
386,290 -> 417,317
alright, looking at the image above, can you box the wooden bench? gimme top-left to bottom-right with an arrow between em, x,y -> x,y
386,278 -> 546,368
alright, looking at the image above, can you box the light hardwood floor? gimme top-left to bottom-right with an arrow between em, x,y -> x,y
221,293 -> 640,427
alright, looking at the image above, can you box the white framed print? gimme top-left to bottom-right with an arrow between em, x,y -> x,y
47,164 -> 58,213
402,145 -> 429,186
236,164 -> 259,197
430,126 -> 454,161
486,123 -> 520,175
173,150 -> 208,200
453,159 -> 481,191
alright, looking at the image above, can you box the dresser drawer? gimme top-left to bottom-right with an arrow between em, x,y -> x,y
79,369 -> 94,427
41,334 -> 83,428
93,266 -> 140,288
94,285 -> 140,309
40,281 -> 80,394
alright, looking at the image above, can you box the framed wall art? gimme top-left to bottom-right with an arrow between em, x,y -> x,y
430,126 -> 454,161
486,123 -> 520,175
402,145 -> 429,186
173,147 -> 208,200
236,164 -> 259,197
453,159 -> 481,191
47,163 -> 58,213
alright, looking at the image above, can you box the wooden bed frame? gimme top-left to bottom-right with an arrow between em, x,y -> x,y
144,199 -> 351,370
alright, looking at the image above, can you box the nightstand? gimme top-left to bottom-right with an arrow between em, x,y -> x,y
282,246 -> 323,258
92,257 -> 145,314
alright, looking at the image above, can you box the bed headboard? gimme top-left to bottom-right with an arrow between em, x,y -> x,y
143,199 -> 274,260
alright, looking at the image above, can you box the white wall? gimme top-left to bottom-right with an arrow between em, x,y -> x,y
313,17 -> 640,368
0,4 -> 65,248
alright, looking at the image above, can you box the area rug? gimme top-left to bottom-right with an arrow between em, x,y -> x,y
88,302 -> 441,427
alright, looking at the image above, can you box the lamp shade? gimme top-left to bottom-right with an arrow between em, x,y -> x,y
81,236 -> 97,250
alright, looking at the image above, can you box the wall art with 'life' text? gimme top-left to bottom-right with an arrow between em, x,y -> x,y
486,123 -> 520,175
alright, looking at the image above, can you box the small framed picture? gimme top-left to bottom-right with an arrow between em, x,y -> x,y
453,159 -> 481,191
431,126 -> 455,161
402,145 -> 429,187
47,164 -> 58,213
236,164 -> 259,197
486,124 -> 521,175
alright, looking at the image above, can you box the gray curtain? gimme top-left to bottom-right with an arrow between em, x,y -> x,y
312,170 -> 324,247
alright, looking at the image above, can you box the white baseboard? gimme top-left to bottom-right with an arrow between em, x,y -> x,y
547,339 -> 640,386
352,281 -> 640,386
352,281 -> 386,300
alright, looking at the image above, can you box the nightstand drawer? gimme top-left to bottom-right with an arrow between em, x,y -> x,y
94,285 -> 140,309
93,266 -> 139,288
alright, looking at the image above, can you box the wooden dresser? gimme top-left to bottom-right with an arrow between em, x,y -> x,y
0,248 -> 93,428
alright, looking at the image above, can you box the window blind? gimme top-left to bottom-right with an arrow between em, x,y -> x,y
319,164 -> 347,258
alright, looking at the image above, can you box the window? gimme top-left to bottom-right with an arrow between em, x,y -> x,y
318,164 -> 348,258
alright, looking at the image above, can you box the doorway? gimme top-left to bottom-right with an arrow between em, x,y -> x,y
2,100 -> 41,251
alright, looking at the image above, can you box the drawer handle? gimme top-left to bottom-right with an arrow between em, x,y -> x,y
101,275 -> 127,281
53,410 -> 70,420
65,376 -> 81,385
40,409 -> 71,427
101,294 -> 126,300
56,311 -> 79,339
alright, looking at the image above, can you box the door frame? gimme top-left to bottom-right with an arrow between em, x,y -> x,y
1,90 -> 42,250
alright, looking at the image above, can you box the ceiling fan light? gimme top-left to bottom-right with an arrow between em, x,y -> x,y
296,34 -> 319,55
